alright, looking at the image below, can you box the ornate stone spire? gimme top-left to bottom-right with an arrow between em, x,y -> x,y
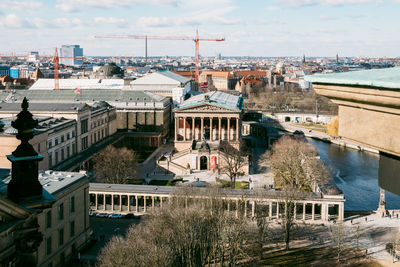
11,97 -> 39,157
7,97 -> 43,202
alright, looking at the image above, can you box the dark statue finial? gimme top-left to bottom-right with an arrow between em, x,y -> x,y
11,97 -> 38,157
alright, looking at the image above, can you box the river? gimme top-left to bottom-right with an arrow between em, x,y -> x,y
309,139 -> 400,211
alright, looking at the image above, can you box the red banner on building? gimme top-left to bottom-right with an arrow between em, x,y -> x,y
210,156 -> 216,169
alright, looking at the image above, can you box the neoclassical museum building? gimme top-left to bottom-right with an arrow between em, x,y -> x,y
160,91 -> 248,174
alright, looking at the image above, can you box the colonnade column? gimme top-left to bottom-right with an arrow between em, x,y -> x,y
135,196 -> 139,212
227,118 -> 230,141
276,202 -> 279,218
183,117 -> 186,141
236,118 -> 239,140
174,117 -> 178,141
103,194 -> 106,211
95,194 -> 98,210
192,117 -> 195,140
201,117 -> 204,140
128,195 -> 131,211
235,199 -> 239,218
210,118 -> 213,141
218,118 -> 221,141
294,202 -> 297,220
311,203 -> 315,220
302,203 -> 306,220
160,197 -> 163,208
144,197 -> 147,212
269,202 -> 272,218
111,195 -> 114,211
244,200 -> 247,217
338,203 -> 344,221
119,195 -> 122,211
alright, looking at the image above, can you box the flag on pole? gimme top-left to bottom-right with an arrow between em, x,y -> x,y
74,88 -> 81,94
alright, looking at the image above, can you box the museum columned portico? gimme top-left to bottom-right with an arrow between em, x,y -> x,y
175,116 -> 241,142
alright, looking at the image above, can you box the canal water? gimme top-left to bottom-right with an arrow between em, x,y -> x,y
309,139 -> 400,211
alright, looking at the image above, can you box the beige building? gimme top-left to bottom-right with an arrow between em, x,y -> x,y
160,91 -> 247,174
36,171 -> 90,267
0,102 -> 118,170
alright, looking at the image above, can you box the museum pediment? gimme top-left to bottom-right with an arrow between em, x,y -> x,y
176,103 -> 238,113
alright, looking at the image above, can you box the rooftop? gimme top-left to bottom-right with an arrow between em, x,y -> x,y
177,91 -> 243,111
305,67 -> 400,89
38,170 -> 87,195
30,78 -> 124,90
130,70 -> 189,86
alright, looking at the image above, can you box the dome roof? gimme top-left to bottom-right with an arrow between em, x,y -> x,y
97,63 -> 124,77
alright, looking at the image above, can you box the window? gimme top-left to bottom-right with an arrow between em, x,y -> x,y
61,148 -> 65,161
72,130 -> 75,138
55,151 -> 59,164
67,146 -> 70,158
58,228 -> 64,246
48,140 -> 52,149
37,143 -> 41,152
55,137 -> 58,146
67,133 -> 70,140
61,135 -> 64,143
46,211 -> 51,228
70,196 -> 75,213
46,237 -> 52,255
70,220 -> 75,237
81,119 -> 88,134
81,136 -> 88,150
58,203 -> 64,221
49,153 -> 53,167
72,143 -> 76,154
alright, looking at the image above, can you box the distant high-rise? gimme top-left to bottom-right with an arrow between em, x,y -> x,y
59,45 -> 83,66
336,54 -> 339,63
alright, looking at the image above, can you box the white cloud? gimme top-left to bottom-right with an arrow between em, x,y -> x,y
319,15 -> 339,20
93,17 -> 127,28
56,0 -> 178,12
0,0 -> 43,11
0,13 -> 35,28
266,5 -> 279,11
280,0 -> 381,7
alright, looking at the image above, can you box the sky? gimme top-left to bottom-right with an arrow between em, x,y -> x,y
0,0 -> 400,57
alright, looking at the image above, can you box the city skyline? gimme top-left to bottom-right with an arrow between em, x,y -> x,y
0,0 -> 400,57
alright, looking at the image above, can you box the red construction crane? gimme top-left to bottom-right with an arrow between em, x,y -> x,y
94,30 -> 225,90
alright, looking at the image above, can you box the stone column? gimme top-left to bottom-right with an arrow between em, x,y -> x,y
95,194 -> 98,210
227,118 -> 230,141
175,117 -> 178,141
251,201 -> 255,218
111,194 -> 114,211
119,194 -> 122,211
103,194 -> 106,211
235,199 -> 239,218
210,117 -> 213,141
269,202 -> 272,218
135,196 -> 139,212
276,202 -> 279,219
303,203 -> 306,220
160,197 -> 163,208
185,197 -> 188,209
236,118 -> 239,140
218,118 -> 221,140
294,202 -> 296,220
152,196 -> 155,209
227,201 -> 230,212
183,117 -> 186,141
128,195 -> 131,212
192,117 -> 195,141
201,117 -> 204,140
338,203 -> 344,221
311,203 -> 315,221
144,196 -> 147,212
244,200 -> 247,218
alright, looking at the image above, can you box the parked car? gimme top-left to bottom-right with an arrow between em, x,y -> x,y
95,213 -> 108,218
108,213 -> 122,219
124,213 -> 135,219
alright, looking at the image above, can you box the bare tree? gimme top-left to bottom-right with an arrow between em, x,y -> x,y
330,222 -> 346,262
268,136 -> 329,250
269,136 -> 329,191
219,141 -> 249,189
255,204 -> 271,259
93,145 -> 138,184
98,188 -> 248,267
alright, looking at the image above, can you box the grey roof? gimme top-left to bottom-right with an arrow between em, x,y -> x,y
158,70 -> 189,84
39,171 -> 87,195
305,67 -> 400,89
30,78 -> 124,90
0,102 -> 89,112
0,89 -> 166,104
177,91 -> 243,111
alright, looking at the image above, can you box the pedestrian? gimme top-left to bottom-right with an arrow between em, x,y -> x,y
397,214 -> 398,219
351,219 -> 353,225
365,217 -> 367,222
365,249 -> 368,256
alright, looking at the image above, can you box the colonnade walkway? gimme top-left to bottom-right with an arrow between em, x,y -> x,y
89,183 -> 345,222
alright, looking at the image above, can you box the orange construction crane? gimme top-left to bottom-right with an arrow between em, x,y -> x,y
94,30 -> 225,90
